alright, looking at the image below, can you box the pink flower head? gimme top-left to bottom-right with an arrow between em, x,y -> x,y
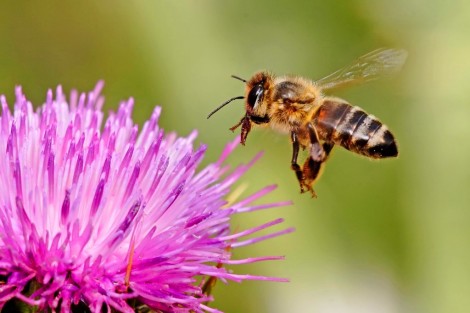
0,82 -> 293,313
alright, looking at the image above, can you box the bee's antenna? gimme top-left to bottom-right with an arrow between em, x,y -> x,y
231,75 -> 247,83
207,96 -> 244,119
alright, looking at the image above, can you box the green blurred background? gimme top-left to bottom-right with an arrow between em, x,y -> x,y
1,1 -> 469,312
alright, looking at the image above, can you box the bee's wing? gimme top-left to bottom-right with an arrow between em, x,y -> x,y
316,48 -> 408,91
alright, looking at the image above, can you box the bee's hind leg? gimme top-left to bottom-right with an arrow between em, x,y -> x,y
300,124 -> 335,197
301,145 -> 333,197
290,131 -> 315,197
291,125 -> 334,197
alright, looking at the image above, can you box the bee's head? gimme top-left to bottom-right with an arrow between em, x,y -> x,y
207,72 -> 272,145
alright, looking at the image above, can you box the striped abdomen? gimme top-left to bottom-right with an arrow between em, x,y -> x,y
312,99 -> 397,158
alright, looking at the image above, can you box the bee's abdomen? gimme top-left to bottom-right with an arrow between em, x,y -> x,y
313,99 -> 398,158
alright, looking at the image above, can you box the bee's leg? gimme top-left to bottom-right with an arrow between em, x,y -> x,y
301,158 -> 321,197
301,144 -> 334,197
307,123 -> 327,162
229,118 -> 244,132
322,142 -> 334,159
291,128 -> 334,197
230,115 -> 251,145
300,123 -> 332,197
290,131 -> 305,190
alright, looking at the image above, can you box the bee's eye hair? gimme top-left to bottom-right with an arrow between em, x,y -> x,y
247,84 -> 264,108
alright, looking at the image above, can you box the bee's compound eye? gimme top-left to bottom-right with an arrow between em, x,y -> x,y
247,84 -> 264,109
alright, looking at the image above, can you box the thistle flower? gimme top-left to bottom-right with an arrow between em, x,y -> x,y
0,82 -> 293,313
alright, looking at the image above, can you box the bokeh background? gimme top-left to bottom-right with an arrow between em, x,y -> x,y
1,1 -> 469,313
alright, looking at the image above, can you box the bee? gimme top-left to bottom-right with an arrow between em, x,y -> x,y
207,48 -> 408,197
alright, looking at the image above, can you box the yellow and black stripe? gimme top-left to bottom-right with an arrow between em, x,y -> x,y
313,99 -> 397,158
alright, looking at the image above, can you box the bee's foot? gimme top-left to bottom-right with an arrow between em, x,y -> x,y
299,183 -> 317,198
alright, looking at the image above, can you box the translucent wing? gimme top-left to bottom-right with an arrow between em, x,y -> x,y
316,48 -> 408,91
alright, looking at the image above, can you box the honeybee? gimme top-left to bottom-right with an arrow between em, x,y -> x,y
208,48 -> 407,197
